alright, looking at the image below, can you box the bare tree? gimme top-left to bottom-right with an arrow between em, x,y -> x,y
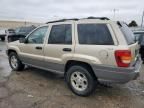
128,20 -> 138,27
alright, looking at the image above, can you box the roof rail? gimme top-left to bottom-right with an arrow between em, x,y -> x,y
46,17 -> 110,24
117,21 -> 122,27
46,18 -> 79,24
86,17 -> 110,20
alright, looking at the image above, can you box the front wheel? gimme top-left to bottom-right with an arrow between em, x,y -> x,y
65,65 -> 97,96
9,52 -> 25,71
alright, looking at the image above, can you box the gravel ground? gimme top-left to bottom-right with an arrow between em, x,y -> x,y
0,41 -> 144,108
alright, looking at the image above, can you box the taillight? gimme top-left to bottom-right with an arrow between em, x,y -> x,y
115,50 -> 132,67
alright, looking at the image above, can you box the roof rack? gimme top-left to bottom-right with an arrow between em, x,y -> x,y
46,17 -> 110,24
46,18 -> 79,24
86,17 -> 110,20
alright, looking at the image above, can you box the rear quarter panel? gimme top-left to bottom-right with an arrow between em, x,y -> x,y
73,20 -> 122,67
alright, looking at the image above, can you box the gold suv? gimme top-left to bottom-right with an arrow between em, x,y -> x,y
7,17 -> 142,96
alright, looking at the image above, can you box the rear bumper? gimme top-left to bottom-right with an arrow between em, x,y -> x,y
92,56 -> 142,84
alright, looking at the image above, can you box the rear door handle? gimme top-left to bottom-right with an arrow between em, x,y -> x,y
63,48 -> 72,52
35,46 -> 42,50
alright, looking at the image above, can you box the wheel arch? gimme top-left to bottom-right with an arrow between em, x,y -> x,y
7,49 -> 17,55
64,60 -> 97,80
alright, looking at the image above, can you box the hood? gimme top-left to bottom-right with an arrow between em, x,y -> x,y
8,40 -> 20,45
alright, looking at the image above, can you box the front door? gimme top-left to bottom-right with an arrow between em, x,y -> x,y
18,26 -> 48,67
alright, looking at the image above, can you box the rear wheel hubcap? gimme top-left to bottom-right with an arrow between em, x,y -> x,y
71,71 -> 88,91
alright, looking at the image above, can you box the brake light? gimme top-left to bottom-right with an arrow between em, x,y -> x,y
115,50 -> 132,67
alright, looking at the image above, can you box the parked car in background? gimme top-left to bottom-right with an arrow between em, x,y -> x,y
133,31 -> 144,42
130,27 -> 144,33
15,25 -> 36,36
7,25 -> 36,42
0,29 -> 15,41
0,29 -> 6,41
7,18 -> 142,96
133,30 -> 144,62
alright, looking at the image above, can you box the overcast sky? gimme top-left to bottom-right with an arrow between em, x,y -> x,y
0,0 -> 143,25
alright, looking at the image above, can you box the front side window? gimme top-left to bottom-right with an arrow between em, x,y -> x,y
48,24 -> 72,44
27,26 -> 48,44
78,24 -> 114,45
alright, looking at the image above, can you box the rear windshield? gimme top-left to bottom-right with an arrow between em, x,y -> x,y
119,23 -> 135,45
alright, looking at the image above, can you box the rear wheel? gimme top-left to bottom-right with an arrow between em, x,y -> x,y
9,52 -> 25,71
65,65 -> 97,96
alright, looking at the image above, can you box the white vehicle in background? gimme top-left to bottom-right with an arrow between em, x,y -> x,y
0,29 -> 15,41
0,29 -> 6,41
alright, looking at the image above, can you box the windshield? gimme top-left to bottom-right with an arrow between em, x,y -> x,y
119,23 -> 135,45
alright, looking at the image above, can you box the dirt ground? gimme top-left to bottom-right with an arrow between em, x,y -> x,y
0,41 -> 144,108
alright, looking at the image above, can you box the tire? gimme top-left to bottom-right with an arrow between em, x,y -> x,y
1,37 -> 5,41
65,65 -> 97,96
8,52 -> 25,71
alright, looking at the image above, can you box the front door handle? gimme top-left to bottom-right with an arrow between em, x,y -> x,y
35,46 -> 42,50
63,48 -> 72,52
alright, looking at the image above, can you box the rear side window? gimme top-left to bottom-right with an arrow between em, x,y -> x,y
48,24 -> 72,44
119,23 -> 135,45
77,24 -> 114,45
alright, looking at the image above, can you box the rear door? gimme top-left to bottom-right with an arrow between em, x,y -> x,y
43,22 -> 75,72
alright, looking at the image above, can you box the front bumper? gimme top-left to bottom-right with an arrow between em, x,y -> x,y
92,56 -> 142,84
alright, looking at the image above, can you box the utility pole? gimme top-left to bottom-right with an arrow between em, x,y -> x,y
113,9 -> 116,19
141,10 -> 144,28
113,9 -> 119,20
24,20 -> 26,26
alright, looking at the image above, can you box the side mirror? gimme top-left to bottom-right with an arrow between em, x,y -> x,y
19,38 -> 26,43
